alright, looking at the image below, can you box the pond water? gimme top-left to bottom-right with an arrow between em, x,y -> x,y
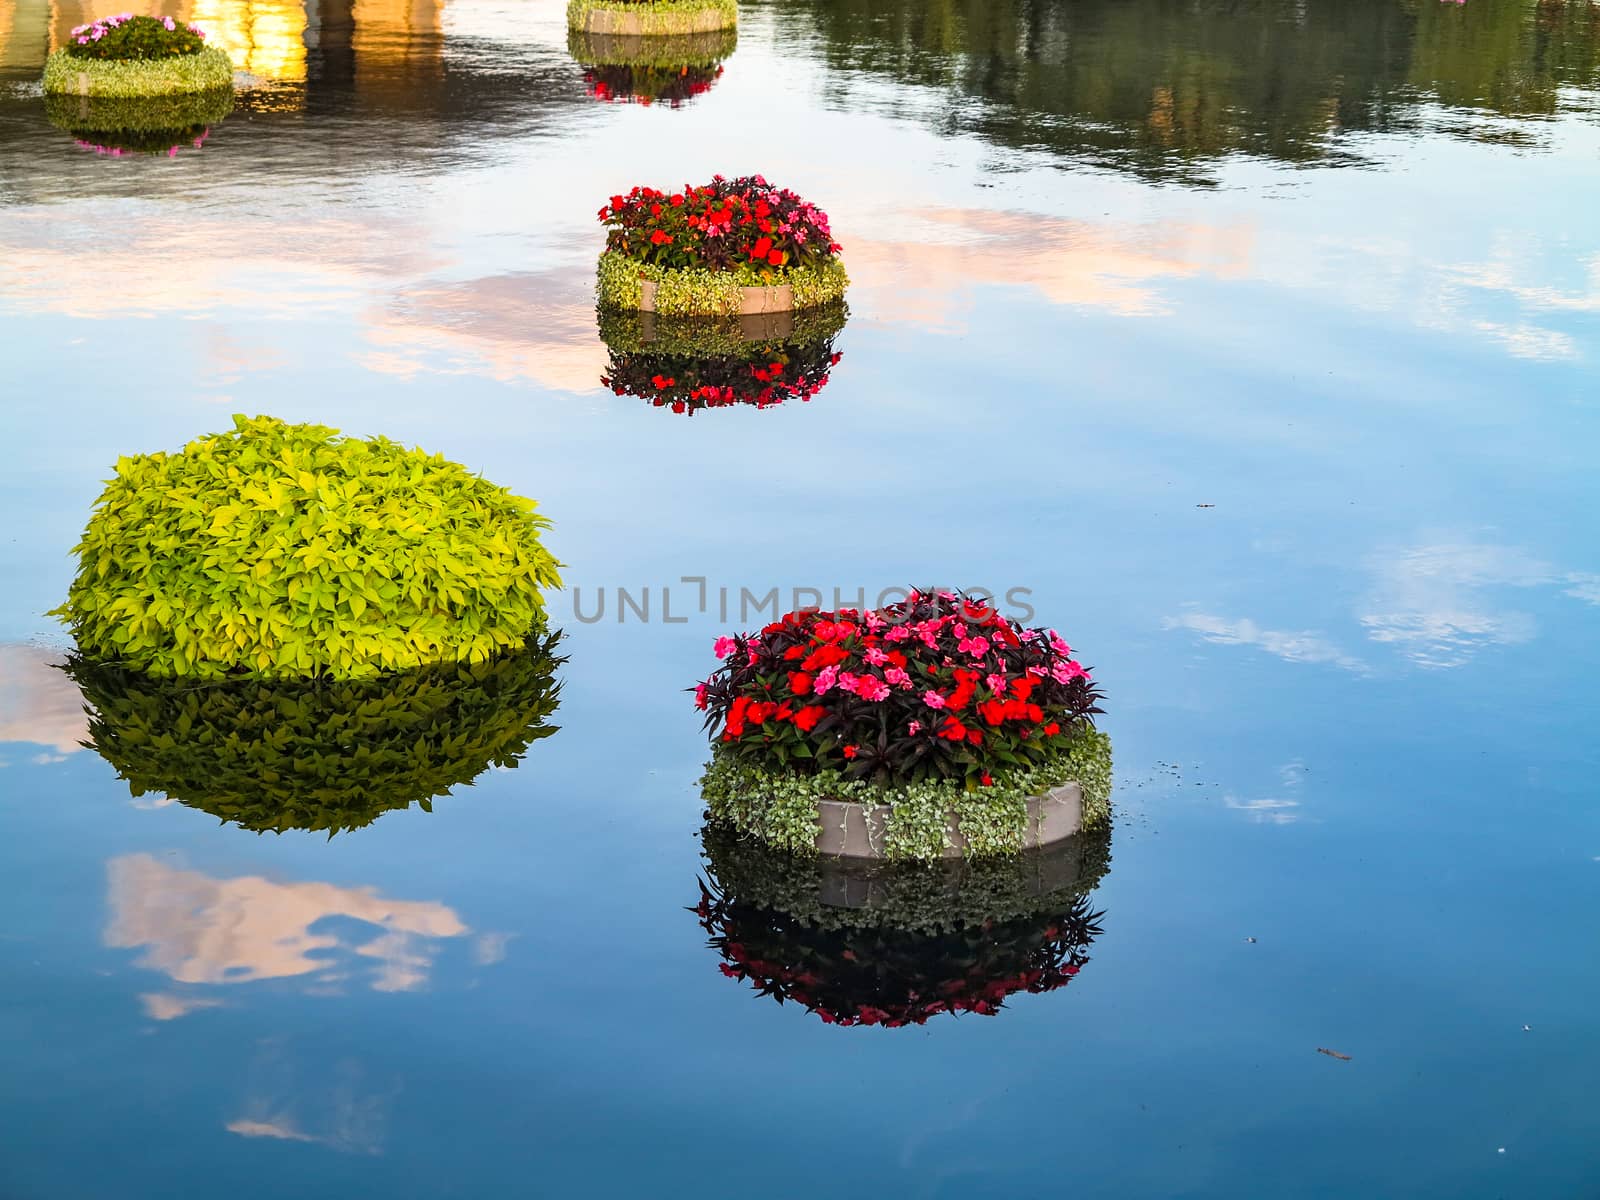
2,0 -> 1599,1195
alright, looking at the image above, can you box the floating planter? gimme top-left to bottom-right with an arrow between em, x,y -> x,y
597,174 -> 848,317
51,415 -> 562,680
44,90 -> 232,156
42,15 -> 233,98
695,590 -> 1111,861
569,29 -> 736,107
597,301 -> 846,413
695,822 -> 1110,1026
63,631 -> 565,835
568,0 -> 737,38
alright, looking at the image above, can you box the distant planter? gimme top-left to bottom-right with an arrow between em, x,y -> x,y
596,175 -> 848,317
45,90 -> 232,156
569,28 -> 735,106
597,301 -> 846,413
568,0 -> 737,37
50,415 -> 562,681
695,822 -> 1110,1026
43,15 -> 232,98
64,629 -> 564,835
694,589 -> 1111,861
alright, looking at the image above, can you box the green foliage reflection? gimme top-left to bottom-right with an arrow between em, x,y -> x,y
65,629 -> 565,835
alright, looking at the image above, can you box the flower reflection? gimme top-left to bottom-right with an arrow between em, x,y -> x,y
694,822 -> 1111,1026
598,303 -> 848,414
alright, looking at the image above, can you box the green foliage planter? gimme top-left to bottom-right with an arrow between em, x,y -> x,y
695,823 -> 1109,1026
701,727 -> 1113,861
63,629 -> 564,835
45,89 -> 232,155
51,415 -> 562,680
43,48 -> 233,98
568,0 -> 737,37
596,300 -> 846,357
597,251 -> 849,318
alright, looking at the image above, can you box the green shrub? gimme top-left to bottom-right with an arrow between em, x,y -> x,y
64,629 -> 565,835
43,47 -> 233,97
52,415 -> 562,680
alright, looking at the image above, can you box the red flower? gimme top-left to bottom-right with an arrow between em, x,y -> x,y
980,772 -> 994,786
793,705 -> 827,732
938,717 -> 967,741
842,744 -> 858,759
750,235 -> 773,260
788,671 -> 813,695
1043,722 -> 1061,736
650,229 -> 673,246
767,250 -> 784,266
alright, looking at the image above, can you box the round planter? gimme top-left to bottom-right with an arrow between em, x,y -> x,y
597,250 -> 850,317
568,0 -> 737,37
816,782 -> 1088,860
42,47 -> 234,98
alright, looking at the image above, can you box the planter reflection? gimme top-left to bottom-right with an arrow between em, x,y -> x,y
598,302 -> 846,414
63,627 -> 565,835
45,90 -> 233,157
569,29 -> 736,107
694,819 -> 1110,1026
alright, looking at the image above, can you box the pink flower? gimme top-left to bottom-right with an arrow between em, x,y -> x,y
1048,631 -> 1071,655
884,625 -> 910,642
908,720 -> 921,735
958,636 -> 990,657
713,636 -> 738,659
884,667 -> 911,688
1051,660 -> 1088,684
863,647 -> 888,666
922,691 -> 947,709
1027,665 -> 1047,678
813,665 -> 840,695
694,683 -> 708,710
985,673 -> 1009,694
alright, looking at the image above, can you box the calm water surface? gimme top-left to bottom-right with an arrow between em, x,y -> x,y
2,1 -> 1599,1196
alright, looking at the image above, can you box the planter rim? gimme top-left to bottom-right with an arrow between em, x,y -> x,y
815,783 -> 1087,860
640,277 -> 802,315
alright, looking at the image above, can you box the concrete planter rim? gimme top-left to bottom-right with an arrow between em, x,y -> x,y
814,782 -> 1089,860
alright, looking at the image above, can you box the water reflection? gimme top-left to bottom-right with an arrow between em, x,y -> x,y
106,851 -> 473,993
780,0 -> 1600,180
64,628 -> 564,834
598,302 -> 847,413
0,644 -> 88,761
568,28 -> 735,107
694,822 -> 1110,1026
44,90 -> 233,157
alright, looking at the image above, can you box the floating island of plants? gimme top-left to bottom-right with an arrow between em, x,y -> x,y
597,174 -> 848,317
51,414 -> 562,681
568,0 -> 737,38
42,15 -> 233,97
695,590 -> 1111,862
570,28 -> 736,107
45,88 -> 232,156
695,822 -> 1110,1026
63,629 -> 565,835
597,302 -> 846,414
